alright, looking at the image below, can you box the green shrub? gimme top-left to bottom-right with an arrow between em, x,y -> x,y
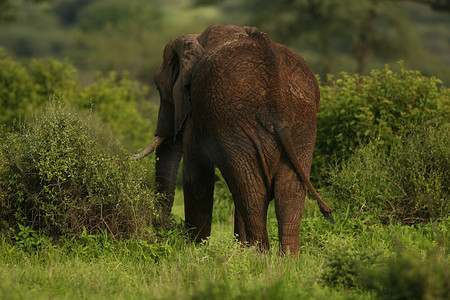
362,245 -> 449,300
314,63 -> 450,184
28,57 -> 79,101
0,47 -> 37,126
0,48 -> 155,151
320,236 -> 449,298
81,71 -> 156,151
321,249 -> 378,290
326,123 -> 449,224
0,102 -> 155,238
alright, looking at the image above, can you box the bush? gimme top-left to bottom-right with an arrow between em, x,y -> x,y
28,57 -> 79,101
320,237 -> 449,299
313,63 -> 450,184
0,47 -> 37,126
326,123 -> 449,224
0,49 -> 81,128
362,245 -> 449,300
321,248 -> 378,290
81,71 -> 156,151
0,48 -> 155,151
0,102 -> 155,238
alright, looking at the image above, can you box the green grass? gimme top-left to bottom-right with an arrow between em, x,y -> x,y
0,194 -> 448,299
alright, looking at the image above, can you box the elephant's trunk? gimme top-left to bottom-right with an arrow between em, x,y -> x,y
132,136 -> 166,160
154,137 -> 183,220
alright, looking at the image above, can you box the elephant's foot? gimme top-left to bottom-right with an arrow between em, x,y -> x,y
279,232 -> 301,256
278,220 -> 302,255
233,191 -> 270,252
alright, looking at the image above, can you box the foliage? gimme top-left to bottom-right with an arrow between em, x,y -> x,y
320,248 -> 378,290
313,63 -> 450,184
28,57 -> 79,101
0,49 -> 79,123
80,70 -> 155,151
0,102 -> 155,238
9,223 -> 53,254
0,47 -> 36,126
362,243 -> 449,300
326,123 -> 449,224
0,49 -> 155,151
0,0 -> 49,24
319,234 -> 449,300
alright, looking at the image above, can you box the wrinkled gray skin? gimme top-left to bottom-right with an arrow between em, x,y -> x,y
134,25 -> 334,255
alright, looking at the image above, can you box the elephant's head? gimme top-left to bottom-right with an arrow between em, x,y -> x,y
132,34 -> 205,160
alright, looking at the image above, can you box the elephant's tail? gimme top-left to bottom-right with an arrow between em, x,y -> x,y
277,126 -> 335,223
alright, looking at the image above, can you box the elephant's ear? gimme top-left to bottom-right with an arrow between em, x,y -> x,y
172,34 -> 204,136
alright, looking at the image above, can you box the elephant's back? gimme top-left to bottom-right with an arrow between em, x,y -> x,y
192,32 -> 319,131
192,34 -> 272,124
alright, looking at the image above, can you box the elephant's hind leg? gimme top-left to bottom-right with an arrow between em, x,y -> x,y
233,191 -> 270,251
210,132 -> 272,251
274,162 -> 307,256
234,206 -> 246,242
222,167 -> 270,251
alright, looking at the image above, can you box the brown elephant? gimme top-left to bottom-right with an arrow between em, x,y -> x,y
133,24 -> 334,255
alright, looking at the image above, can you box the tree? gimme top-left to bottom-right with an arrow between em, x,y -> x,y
196,0 -> 415,76
0,0 -> 49,24
394,0 -> 450,11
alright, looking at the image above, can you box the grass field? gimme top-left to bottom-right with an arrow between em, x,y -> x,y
0,190 -> 448,300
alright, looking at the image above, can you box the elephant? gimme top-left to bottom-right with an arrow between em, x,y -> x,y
133,24 -> 334,255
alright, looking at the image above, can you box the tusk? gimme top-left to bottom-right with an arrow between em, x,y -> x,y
132,136 -> 166,160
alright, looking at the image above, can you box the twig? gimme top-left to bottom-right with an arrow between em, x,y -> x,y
100,205 -> 115,238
